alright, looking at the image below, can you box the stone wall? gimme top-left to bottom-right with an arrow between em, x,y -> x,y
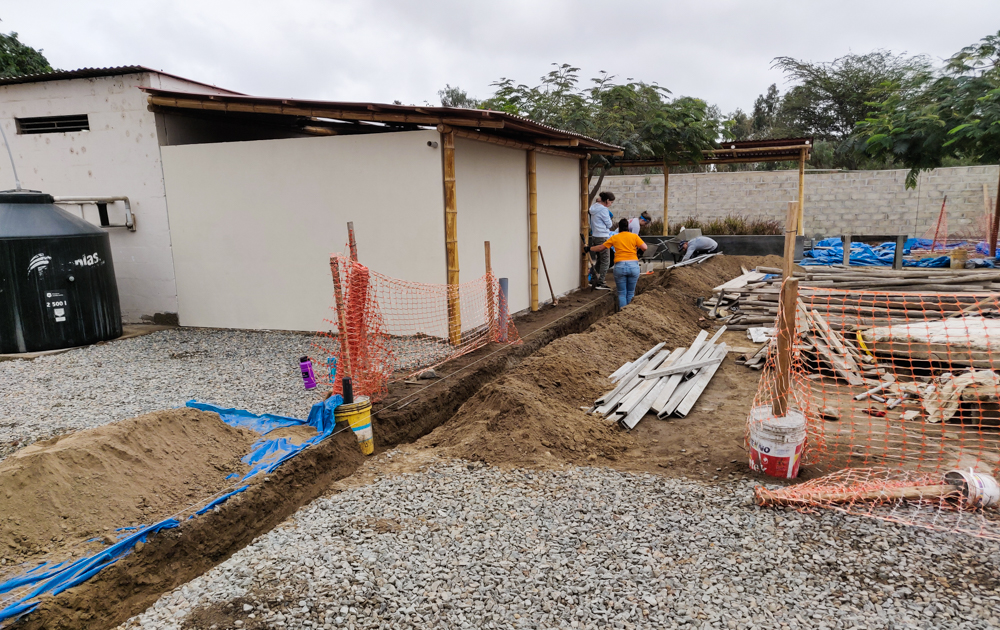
598,165 -> 1000,238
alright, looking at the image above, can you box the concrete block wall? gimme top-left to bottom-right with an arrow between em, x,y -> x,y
599,165 -> 1000,238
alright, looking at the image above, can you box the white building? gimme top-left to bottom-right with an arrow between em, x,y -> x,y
0,67 -> 618,331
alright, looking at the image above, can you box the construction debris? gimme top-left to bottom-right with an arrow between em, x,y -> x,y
590,329 -> 728,429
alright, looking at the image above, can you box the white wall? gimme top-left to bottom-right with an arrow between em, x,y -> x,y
536,153 -> 582,300
453,137 -> 530,314
0,72 -> 236,323
161,130 -> 445,331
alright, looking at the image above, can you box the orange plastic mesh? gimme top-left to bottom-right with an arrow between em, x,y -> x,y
312,254 -> 520,401
747,279 -> 1000,536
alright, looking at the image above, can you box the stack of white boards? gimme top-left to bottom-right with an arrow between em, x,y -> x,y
590,327 -> 729,430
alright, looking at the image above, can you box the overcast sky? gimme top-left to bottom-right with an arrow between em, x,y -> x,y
4,1 -> 1000,113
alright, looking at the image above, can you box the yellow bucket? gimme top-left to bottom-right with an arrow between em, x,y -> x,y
336,397 -> 374,456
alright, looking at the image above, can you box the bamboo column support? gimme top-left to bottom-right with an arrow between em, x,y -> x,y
485,241 -> 496,338
329,256 -> 351,380
772,277 -> 800,418
580,157 -> 590,289
528,149 -> 539,312
783,201 -> 799,279
441,130 -> 462,345
797,148 -> 806,236
347,221 -> 358,261
662,160 -> 670,236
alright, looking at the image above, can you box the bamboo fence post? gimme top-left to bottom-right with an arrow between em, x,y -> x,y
538,245 -> 558,306
441,129 -> 462,345
783,201 -> 799,279
797,148 -> 806,236
485,241 -> 496,338
347,221 -> 358,261
662,160 -> 670,236
528,149 -> 539,312
772,277 -> 800,418
329,256 -> 351,381
580,157 -> 590,289
991,167 -> 1000,257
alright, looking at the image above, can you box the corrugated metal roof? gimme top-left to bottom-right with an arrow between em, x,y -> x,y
140,87 -> 623,153
616,137 -> 814,167
0,65 -> 243,94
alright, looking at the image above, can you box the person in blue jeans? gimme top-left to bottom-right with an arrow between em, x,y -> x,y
584,219 -> 647,308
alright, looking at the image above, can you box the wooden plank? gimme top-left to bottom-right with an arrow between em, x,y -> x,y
594,342 -> 666,405
639,355 -> 725,379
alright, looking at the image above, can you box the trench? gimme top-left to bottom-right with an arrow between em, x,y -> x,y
14,274 -> 675,630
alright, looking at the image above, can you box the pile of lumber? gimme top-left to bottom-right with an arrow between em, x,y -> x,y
711,266 -> 999,331
589,329 -> 728,429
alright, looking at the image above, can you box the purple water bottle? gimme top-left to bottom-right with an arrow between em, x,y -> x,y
299,356 -> 317,390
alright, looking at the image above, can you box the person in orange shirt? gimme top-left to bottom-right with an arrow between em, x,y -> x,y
584,219 -> 648,307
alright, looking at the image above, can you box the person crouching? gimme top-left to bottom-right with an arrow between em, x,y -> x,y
584,219 -> 648,308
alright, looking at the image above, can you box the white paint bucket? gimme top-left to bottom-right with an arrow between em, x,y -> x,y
944,469 -> 1000,509
748,405 -> 807,479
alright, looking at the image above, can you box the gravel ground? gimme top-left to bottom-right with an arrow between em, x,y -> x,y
118,457 -> 1000,630
0,329 -> 321,460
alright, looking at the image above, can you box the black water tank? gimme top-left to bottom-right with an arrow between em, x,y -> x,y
0,190 -> 122,353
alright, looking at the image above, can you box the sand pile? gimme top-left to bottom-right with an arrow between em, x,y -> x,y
0,408 -> 256,563
422,255 -> 781,467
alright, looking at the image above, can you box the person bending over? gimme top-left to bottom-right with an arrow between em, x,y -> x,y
584,219 -> 648,308
628,212 -> 652,234
680,235 -> 718,262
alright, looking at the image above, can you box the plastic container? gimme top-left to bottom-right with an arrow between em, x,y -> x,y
336,396 -> 373,456
299,356 -> 317,390
944,469 -> 1000,509
747,405 -> 807,479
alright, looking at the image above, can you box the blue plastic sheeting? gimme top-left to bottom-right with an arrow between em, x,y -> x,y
193,485 -> 249,517
0,520 -> 180,623
801,241 -> 952,267
189,394 -> 343,481
0,397 -> 345,625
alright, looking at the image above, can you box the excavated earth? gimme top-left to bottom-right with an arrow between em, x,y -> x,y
12,255 -> 780,630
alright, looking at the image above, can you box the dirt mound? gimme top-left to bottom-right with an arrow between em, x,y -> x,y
421,255 -> 779,467
0,408 -> 255,564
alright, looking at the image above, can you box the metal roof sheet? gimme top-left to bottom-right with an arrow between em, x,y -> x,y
0,66 -> 243,94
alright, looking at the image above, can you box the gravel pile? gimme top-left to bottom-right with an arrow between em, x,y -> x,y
118,458 -> 1000,630
0,329 -> 321,460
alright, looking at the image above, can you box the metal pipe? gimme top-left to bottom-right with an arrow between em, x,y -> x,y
53,195 -> 135,231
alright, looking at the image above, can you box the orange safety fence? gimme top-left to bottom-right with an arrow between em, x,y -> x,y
312,253 -> 520,401
747,280 -> 1000,538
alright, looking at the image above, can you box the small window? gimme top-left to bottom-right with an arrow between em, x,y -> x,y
16,114 -> 90,134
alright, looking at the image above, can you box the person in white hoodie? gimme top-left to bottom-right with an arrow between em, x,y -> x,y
588,192 -> 615,289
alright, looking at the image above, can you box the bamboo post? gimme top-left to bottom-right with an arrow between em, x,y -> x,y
797,148 -> 806,236
528,149 -> 539,312
538,245 -> 558,306
485,241 -> 496,338
347,221 -> 358,262
772,277 -> 800,418
329,256 -> 352,380
783,201 -> 799,278
441,129 -> 461,345
662,160 -> 670,236
991,167 -> 1000,257
580,157 -> 590,289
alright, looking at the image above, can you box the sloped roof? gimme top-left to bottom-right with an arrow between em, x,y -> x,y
0,65 -> 243,94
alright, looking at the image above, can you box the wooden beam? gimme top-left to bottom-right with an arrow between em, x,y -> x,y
772,277 -> 799,418
783,201 -> 799,279
441,129 -> 462,345
536,138 -> 580,147
528,149 -> 539,312
329,256 -> 351,381
662,161 -> 670,236
147,95 -> 505,128
797,148 -> 806,237
580,157 -> 590,289
437,125 -> 583,159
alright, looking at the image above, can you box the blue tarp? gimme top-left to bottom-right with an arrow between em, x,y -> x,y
802,240 -> 953,268
0,396 -> 345,624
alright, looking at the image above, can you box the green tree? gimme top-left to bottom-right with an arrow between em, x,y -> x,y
0,31 -> 54,78
474,64 -> 723,203
438,85 -> 480,109
854,31 -> 1000,251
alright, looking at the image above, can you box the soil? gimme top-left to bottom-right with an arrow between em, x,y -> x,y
0,408 -> 255,569
414,255 -> 784,479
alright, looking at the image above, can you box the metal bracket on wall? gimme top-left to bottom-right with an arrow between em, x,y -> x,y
53,196 -> 136,231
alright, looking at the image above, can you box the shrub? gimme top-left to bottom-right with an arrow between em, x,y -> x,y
664,213 -> 782,236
